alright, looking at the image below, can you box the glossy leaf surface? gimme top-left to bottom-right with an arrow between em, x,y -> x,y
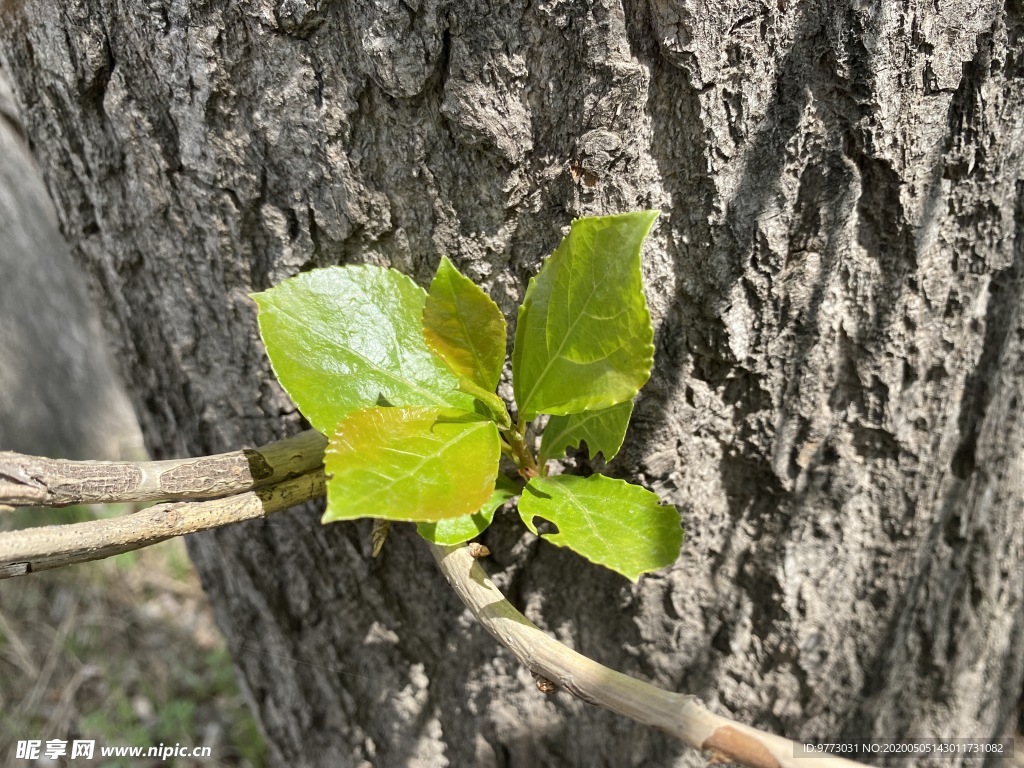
423,256 -> 507,393
324,407 -> 500,523
512,211 -> 658,420
539,400 -> 634,465
417,474 -> 520,545
519,474 -> 681,581
254,266 -> 474,434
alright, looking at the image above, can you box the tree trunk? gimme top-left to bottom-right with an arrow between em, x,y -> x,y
0,70 -> 139,460
2,1 -> 1023,765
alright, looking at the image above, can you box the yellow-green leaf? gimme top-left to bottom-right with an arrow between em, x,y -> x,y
324,407 -> 500,523
512,211 -> 658,421
423,256 -> 507,393
539,401 -> 634,465
417,474 -> 520,545
519,474 -> 681,581
253,266 -> 475,435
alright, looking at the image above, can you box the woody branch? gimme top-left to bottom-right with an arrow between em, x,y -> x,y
0,435 -> 865,768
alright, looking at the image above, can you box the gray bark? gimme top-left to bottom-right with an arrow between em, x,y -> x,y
2,1 -> 1023,766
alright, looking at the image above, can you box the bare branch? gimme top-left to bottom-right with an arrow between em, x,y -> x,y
428,543 -> 868,768
0,430 -> 326,508
0,471 -> 324,577
0,436 -> 869,768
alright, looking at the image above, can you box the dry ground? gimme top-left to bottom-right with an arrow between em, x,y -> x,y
0,506 -> 267,768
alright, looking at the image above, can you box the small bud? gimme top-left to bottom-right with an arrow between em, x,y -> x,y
371,520 -> 391,557
467,542 -> 491,559
534,676 -> 557,694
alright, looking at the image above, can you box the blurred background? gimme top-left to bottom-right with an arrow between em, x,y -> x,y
0,66 -> 267,766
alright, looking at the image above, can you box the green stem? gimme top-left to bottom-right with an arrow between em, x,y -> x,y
457,377 -> 512,429
505,417 -> 539,479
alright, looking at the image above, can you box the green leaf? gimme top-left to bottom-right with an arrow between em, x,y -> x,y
539,400 -> 634,465
512,211 -> 658,421
253,265 -> 475,435
423,256 -> 508,393
417,474 -> 520,545
324,406 -> 500,523
519,474 -> 681,581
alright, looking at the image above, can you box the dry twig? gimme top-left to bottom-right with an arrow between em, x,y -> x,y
0,430 -> 326,507
0,472 -> 324,577
429,544 -> 862,768
0,436 -> 867,768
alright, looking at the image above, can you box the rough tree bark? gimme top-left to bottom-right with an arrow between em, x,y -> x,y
2,1 -> 1023,766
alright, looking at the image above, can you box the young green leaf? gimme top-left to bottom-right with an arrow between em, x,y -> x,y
253,265 -> 475,435
538,400 -> 634,465
518,474 -> 681,582
324,406 -> 500,523
512,211 -> 658,421
423,256 -> 507,393
417,474 -> 520,545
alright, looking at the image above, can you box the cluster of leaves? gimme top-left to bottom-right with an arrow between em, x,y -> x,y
253,211 -> 682,580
